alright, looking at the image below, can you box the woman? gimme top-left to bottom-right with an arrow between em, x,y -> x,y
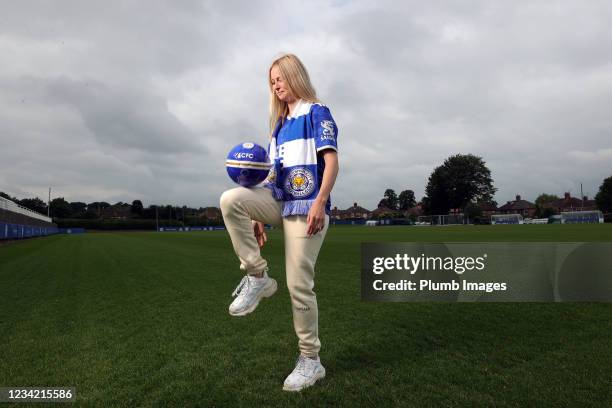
219,53 -> 339,392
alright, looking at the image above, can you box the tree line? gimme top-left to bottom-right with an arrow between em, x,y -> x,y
376,154 -> 612,217
375,154 -> 496,217
3,153 -> 612,222
0,193 -> 216,222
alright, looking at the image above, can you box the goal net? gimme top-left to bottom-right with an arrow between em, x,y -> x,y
491,214 -> 523,225
417,214 -> 466,225
560,211 -> 603,224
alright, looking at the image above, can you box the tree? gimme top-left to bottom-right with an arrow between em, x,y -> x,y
534,193 -> 559,218
398,190 -> 416,211
141,205 -> 159,219
50,197 -> 73,218
0,191 -> 17,202
379,189 -> 399,210
82,209 -> 99,219
535,193 -> 559,207
464,202 -> 483,221
87,201 -> 110,217
539,207 -> 556,219
131,200 -> 144,216
595,176 -> 612,213
423,154 -> 496,215
70,202 -> 87,217
19,197 -> 47,214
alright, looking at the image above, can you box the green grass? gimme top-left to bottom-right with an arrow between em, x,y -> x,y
1,224 -> 611,407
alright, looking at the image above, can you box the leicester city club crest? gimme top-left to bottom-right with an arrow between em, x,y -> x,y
284,168 -> 315,199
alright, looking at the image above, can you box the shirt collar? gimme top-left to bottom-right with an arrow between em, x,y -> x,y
287,99 -> 304,119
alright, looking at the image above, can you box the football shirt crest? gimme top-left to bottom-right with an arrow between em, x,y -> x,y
284,168 -> 315,199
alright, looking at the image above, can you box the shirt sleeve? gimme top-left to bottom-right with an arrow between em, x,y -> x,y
312,104 -> 338,153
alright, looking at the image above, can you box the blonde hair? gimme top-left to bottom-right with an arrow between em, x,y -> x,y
268,54 -> 320,135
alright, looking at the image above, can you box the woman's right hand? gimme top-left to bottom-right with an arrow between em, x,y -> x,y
253,221 -> 267,248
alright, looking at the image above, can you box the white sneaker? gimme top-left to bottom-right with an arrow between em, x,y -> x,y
228,270 -> 277,316
283,355 -> 326,392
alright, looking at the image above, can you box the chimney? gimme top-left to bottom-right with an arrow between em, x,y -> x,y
583,196 -> 588,201
353,202 -> 357,208
564,192 -> 570,200
515,195 -> 521,201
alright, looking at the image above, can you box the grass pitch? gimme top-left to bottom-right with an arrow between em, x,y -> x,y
1,225 -> 611,407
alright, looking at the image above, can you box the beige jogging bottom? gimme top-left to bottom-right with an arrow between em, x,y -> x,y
219,186 -> 329,357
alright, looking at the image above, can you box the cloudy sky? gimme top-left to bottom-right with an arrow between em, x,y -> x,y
1,0 -> 611,210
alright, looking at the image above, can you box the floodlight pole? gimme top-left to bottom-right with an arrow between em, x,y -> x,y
47,187 -> 51,217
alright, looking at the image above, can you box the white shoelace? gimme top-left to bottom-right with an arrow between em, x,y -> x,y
295,355 -> 308,375
232,276 -> 250,297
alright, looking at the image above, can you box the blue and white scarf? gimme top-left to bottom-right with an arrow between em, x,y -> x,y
264,100 -> 338,217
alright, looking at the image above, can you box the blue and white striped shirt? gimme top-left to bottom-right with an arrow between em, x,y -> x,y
266,100 -> 338,217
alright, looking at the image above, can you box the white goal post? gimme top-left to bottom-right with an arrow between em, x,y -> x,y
560,211 -> 603,224
491,214 -> 523,225
417,214 -> 466,226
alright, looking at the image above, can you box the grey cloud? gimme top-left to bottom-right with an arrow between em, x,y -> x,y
1,0 -> 611,209
46,77 -> 205,154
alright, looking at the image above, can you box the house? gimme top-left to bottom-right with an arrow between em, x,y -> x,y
478,202 -> 498,217
371,205 -> 395,219
343,203 -> 371,220
200,207 -> 222,220
546,192 -> 597,213
404,203 -> 424,218
330,206 -> 345,220
498,195 -> 536,217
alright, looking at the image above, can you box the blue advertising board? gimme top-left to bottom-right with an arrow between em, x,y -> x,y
0,222 -> 59,240
158,226 -> 226,232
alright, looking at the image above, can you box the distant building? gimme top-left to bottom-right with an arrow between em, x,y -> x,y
544,192 -> 597,213
371,205 -> 395,219
334,203 -> 371,220
330,206 -> 345,220
405,203 -> 424,218
498,195 -> 536,217
200,207 -> 222,220
182,207 -> 200,217
478,202 -> 498,217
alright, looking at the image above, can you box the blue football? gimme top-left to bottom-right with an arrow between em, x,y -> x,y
225,142 -> 271,187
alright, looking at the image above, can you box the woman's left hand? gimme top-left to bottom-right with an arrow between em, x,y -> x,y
307,200 -> 326,236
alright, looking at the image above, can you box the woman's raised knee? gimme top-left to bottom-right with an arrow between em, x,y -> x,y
220,188 -> 240,212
